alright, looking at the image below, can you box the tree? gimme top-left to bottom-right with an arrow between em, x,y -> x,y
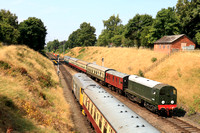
103,14 -> 122,32
176,0 -> 200,43
96,30 -> 111,46
148,7 -> 181,44
78,22 -> 96,46
0,9 -> 20,44
124,14 -> 153,47
111,35 -> 123,46
18,17 -> 47,51
97,14 -> 123,46
46,39 -> 60,52
195,32 -> 200,46
66,22 -> 96,47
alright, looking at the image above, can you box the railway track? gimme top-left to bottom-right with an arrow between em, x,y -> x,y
164,117 -> 200,133
47,53 -> 200,133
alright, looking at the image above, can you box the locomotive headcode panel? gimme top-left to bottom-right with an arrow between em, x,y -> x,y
73,73 -> 160,133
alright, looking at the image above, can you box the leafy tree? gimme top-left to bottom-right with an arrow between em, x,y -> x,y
122,37 -> 133,47
0,9 -> 18,28
195,32 -> 200,45
148,7 -> 181,44
18,17 -> 47,51
176,0 -> 200,43
96,30 -> 111,46
140,26 -> 152,47
111,35 -> 123,46
66,22 -> 96,47
46,39 -> 61,52
103,14 -> 122,32
124,14 -> 153,47
78,22 -> 96,46
0,9 -> 19,44
97,15 -> 123,46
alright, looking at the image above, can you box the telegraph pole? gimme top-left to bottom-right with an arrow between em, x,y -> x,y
57,54 -> 60,76
63,44 -> 65,56
102,57 -> 104,66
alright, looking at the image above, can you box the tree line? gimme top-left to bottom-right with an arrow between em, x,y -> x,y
47,0 -> 200,53
1,0 -> 199,52
0,9 -> 47,51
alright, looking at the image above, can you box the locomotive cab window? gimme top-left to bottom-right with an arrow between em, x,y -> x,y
160,90 -> 165,95
173,89 -> 176,95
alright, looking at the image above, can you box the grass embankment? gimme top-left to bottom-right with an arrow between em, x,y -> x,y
0,45 -> 74,132
64,47 -> 200,116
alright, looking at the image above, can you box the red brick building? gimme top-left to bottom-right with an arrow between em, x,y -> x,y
154,34 -> 196,54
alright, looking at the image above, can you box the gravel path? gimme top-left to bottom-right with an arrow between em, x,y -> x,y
59,63 -> 94,133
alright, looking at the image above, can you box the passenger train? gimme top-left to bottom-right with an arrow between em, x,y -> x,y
64,55 -> 177,116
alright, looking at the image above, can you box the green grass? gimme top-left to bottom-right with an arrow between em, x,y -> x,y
76,53 -> 85,59
79,47 -> 85,53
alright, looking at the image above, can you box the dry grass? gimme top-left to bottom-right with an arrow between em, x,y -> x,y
65,47 -> 166,75
0,45 -> 74,132
145,51 -> 200,113
65,47 -> 200,113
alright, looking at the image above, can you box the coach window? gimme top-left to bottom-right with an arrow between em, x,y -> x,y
85,98 -> 88,107
103,122 -> 108,133
97,112 -> 99,121
99,115 -> 102,130
94,108 -> 96,120
81,88 -> 83,94
91,104 -> 93,115
116,78 -> 117,82
113,77 -> 114,81
119,79 -> 121,84
88,101 -> 90,110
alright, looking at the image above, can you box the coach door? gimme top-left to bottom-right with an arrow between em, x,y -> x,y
79,88 -> 84,105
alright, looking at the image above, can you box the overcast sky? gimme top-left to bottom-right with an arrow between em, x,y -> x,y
0,0 -> 177,43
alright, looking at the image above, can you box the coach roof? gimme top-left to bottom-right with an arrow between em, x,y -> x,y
84,84 -> 160,133
87,63 -> 115,72
129,75 -> 161,88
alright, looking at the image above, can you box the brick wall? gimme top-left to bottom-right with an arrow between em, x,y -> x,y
154,43 -> 171,53
154,35 -> 196,54
171,35 -> 196,51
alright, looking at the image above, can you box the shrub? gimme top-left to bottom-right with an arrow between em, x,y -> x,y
151,57 -> 157,63
138,69 -> 144,77
79,47 -> 85,53
0,61 -> 11,69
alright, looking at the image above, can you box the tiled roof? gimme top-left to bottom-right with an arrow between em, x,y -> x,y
154,34 -> 185,44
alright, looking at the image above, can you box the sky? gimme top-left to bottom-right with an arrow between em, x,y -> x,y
0,0 -> 178,43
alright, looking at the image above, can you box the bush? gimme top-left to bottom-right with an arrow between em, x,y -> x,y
79,47 -> 85,53
138,69 -> 144,77
0,61 -> 11,69
151,57 -> 157,63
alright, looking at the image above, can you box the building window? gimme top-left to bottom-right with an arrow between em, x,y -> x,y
167,45 -> 169,49
163,45 -> 165,49
159,45 -> 161,49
